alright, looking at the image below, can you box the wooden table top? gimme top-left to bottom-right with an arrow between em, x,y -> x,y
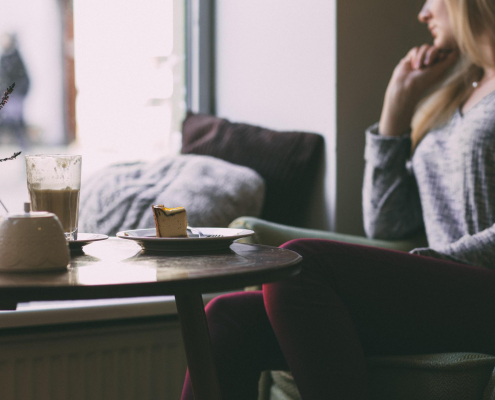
0,238 -> 302,302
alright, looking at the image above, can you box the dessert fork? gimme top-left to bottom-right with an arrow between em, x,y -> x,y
187,226 -> 204,237
187,227 -> 222,238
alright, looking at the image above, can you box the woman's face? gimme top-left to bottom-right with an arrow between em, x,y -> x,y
418,0 -> 458,50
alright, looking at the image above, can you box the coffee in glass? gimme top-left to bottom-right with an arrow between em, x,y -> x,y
25,155 -> 82,240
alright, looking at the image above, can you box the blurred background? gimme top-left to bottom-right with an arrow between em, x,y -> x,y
0,0 -> 431,235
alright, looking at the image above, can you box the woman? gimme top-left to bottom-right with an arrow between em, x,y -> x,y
182,0 -> 495,398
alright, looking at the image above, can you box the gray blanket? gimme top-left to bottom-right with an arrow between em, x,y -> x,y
79,154 -> 265,236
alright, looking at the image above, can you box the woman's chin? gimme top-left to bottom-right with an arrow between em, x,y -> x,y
433,37 -> 457,51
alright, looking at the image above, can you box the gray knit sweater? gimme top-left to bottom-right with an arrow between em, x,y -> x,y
363,90 -> 495,269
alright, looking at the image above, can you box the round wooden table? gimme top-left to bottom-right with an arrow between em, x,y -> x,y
0,238 -> 302,400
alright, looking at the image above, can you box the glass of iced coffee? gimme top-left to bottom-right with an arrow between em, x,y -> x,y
25,155 -> 82,240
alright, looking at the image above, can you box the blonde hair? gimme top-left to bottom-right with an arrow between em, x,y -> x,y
411,0 -> 495,150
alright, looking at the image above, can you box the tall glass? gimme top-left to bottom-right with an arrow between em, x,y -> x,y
25,155 -> 82,240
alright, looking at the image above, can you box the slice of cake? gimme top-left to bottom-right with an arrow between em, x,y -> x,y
152,205 -> 188,238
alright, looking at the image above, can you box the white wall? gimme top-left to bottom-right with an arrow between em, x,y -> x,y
216,0 -> 336,230
215,0 -> 430,234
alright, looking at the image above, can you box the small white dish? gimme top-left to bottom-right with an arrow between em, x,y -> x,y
68,233 -> 109,251
116,227 -> 254,252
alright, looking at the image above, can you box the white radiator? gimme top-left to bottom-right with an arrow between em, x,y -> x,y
0,318 -> 187,400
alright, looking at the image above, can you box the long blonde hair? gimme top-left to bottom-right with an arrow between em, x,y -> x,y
411,0 -> 495,150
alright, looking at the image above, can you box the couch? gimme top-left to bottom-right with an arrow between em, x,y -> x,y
229,216 -> 495,400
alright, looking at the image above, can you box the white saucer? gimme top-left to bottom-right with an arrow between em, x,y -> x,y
116,228 -> 254,252
68,233 -> 109,251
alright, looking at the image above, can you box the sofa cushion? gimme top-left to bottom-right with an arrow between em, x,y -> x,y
181,112 -> 324,227
79,154 -> 265,236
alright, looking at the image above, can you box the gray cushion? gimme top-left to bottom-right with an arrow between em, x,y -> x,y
79,154 -> 265,236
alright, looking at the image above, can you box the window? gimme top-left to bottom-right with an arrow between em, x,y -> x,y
73,0 -> 186,164
0,0 -> 187,213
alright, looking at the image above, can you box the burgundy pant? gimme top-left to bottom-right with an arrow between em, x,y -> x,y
181,239 -> 495,400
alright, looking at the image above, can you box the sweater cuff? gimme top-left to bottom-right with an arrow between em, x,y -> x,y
409,247 -> 470,265
364,123 -> 412,169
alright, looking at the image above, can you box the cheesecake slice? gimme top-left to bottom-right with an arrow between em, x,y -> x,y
152,205 -> 188,238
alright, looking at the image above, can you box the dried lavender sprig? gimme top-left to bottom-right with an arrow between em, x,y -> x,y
0,83 -> 19,214
0,198 -> 8,214
0,151 -> 21,163
0,83 -> 15,112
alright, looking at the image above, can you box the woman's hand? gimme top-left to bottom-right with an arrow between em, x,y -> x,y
379,44 -> 458,137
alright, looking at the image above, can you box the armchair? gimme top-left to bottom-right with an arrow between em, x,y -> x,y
229,216 -> 495,400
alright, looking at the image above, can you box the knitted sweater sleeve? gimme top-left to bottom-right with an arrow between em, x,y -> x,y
362,124 -> 424,240
411,222 -> 495,270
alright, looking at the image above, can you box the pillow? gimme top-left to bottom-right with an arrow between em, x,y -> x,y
181,112 -> 325,227
79,154 -> 265,236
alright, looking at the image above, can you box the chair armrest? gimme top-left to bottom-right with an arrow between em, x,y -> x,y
229,217 -> 427,252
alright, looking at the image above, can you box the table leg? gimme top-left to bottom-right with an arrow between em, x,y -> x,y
175,292 -> 222,400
